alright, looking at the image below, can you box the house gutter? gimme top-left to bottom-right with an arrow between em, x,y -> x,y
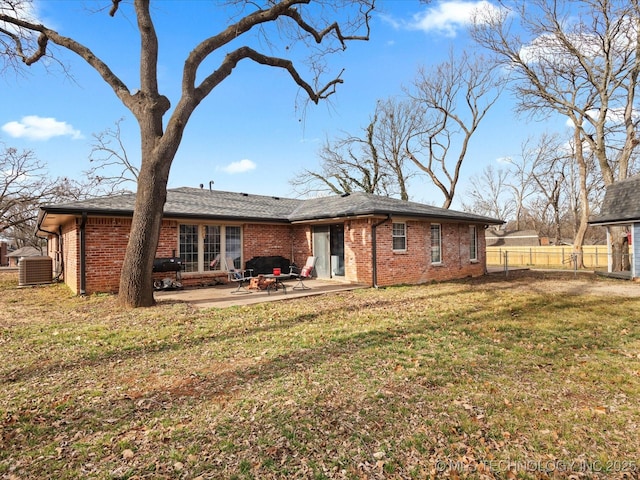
371,215 -> 391,288
80,212 -> 87,296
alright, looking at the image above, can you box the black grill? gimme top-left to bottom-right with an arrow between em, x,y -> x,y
152,257 -> 183,291
153,257 -> 182,273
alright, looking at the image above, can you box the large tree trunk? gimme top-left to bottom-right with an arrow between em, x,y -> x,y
573,128 -> 589,269
610,225 -> 631,272
118,151 -> 172,307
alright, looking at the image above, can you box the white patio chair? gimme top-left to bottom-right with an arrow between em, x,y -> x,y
289,256 -> 317,290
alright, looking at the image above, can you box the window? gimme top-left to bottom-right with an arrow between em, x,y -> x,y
430,224 -> 441,264
179,224 -> 241,273
392,222 -> 406,251
179,224 -> 199,273
225,226 -> 242,268
204,225 -> 221,271
469,225 -> 478,261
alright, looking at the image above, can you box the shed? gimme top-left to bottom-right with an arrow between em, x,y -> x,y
6,246 -> 44,268
588,175 -> 640,280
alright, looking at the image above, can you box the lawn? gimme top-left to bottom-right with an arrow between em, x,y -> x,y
1,270 -> 639,479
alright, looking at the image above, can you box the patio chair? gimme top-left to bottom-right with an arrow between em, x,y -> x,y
209,253 -> 221,270
289,256 -> 317,290
225,255 -> 253,294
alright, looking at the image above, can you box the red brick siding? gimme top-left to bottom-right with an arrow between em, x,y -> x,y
48,214 -> 488,295
370,219 -> 486,286
341,218 -> 486,286
343,219 -> 373,284
243,223 -> 293,263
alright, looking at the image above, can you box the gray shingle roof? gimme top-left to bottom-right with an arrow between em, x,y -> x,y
40,187 -> 502,225
287,191 -> 502,224
42,188 -> 303,222
485,229 -> 540,247
589,176 -> 640,225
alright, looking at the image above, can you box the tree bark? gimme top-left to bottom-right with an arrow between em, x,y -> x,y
117,148 -> 172,307
572,128 -> 589,269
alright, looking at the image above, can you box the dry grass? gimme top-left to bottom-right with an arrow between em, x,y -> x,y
1,270 -> 639,479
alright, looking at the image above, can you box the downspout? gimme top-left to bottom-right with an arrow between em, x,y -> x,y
371,215 -> 391,288
80,212 -> 87,296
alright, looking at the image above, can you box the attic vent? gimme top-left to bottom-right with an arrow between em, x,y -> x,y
18,256 -> 53,286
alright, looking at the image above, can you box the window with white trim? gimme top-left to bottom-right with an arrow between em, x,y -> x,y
469,225 -> 478,261
430,223 -> 442,264
392,222 -> 407,251
203,225 -> 221,271
179,224 -> 242,273
179,224 -> 199,273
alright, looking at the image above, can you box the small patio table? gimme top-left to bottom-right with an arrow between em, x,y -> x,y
261,273 -> 291,295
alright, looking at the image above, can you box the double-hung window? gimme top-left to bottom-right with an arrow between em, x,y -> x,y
430,224 -> 442,264
469,225 -> 478,262
179,224 -> 242,273
392,222 -> 407,251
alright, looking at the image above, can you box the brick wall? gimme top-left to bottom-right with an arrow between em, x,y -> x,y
53,217 -> 314,294
346,218 -> 486,287
344,218 -> 373,284
243,223 -> 294,262
49,214 -> 488,295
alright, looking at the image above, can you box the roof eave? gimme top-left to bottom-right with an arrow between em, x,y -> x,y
589,217 -> 640,226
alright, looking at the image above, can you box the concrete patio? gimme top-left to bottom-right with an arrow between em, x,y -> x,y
153,277 -> 368,308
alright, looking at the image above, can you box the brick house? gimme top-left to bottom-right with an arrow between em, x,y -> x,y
36,187 -> 503,295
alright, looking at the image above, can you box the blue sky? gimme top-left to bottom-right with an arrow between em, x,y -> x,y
0,0 -> 568,209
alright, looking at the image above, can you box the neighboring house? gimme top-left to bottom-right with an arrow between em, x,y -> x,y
6,246 -> 44,267
485,228 -> 540,247
36,187 -> 503,295
589,175 -> 640,280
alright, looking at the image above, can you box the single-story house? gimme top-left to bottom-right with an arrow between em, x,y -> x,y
589,175 -> 640,280
485,228 -> 541,247
36,187 -> 503,295
6,245 -> 44,267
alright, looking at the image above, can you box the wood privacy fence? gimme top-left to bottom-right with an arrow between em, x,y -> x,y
486,245 -> 616,269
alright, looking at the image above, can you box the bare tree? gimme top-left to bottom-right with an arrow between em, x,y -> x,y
529,135 -> 567,244
1,145 -> 48,236
291,97 -> 417,199
291,117 -> 391,198
406,49 -> 503,208
461,164 -> 514,221
84,118 -> 139,196
0,144 -> 74,247
472,0 -> 640,268
1,0 -> 374,307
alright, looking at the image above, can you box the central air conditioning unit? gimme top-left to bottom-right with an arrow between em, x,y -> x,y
18,256 -> 53,286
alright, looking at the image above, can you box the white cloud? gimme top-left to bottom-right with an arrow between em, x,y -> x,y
1,115 -> 83,141
409,1 -> 503,37
221,159 -> 256,174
